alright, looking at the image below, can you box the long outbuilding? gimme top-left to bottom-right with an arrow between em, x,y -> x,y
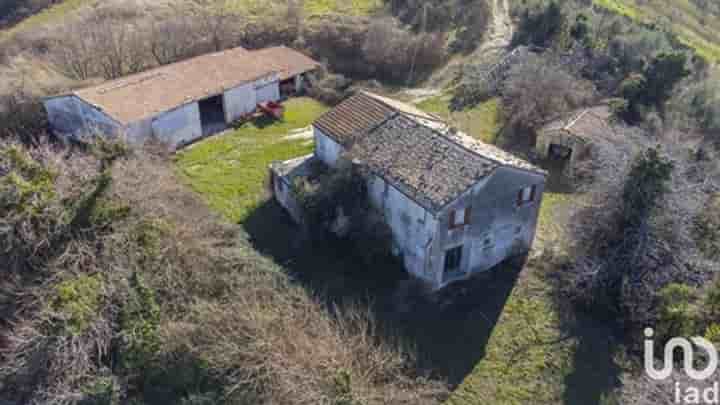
44,46 -> 320,147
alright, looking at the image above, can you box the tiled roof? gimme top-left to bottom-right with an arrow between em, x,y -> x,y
64,46 -> 319,124
540,105 -> 614,140
252,46 -> 321,81
321,92 -> 546,211
350,114 -> 499,211
312,92 -> 396,146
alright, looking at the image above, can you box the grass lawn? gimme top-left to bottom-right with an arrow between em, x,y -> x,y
415,94 -> 501,144
0,0 -> 97,41
174,97 -> 329,223
0,0 -> 94,41
447,190 -> 620,405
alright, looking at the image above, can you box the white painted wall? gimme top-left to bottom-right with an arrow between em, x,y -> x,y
256,82 -> 280,104
125,118 -> 153,144
151,102 -> 202,147
223,83 -> 256,122
430,167 -> 546,289
44,96 -> 121,139
273,175 -> 305,225
313,127 -> 344,168
366,175 -> 438,283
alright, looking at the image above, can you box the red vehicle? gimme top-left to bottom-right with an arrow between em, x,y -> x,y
258,101 -> 285,120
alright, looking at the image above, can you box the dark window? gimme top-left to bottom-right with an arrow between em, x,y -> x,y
444,245 -> 463,273
517,185 -> 537,206
449,206 -> 472,229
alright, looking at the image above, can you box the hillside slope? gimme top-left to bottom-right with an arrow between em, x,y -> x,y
593,0 -> 720,61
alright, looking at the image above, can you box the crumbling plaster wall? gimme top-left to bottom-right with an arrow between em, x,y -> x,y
428,167 -> 545,289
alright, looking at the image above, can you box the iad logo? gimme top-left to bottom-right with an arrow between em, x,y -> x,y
644,327 -> 720,404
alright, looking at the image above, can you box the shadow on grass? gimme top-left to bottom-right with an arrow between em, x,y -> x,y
543,268 -> 623,405
244,198 -> 521,387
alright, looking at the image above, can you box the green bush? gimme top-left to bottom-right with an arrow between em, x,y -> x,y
621,148 -> 674,228
80,376 -> 120,405
119,273 -> 161,372
512,1 -> 565,47
51,274 -> 104,336
694,195 -> 720,259
656,283 -> 698,341
0,145 -> 56,216
704,323 -> 720,345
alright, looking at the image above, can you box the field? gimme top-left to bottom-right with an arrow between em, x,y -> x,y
416,94 -> 502,144
175,97 -> 328,223
593,0 -> 720,61
0,0 -> 93,41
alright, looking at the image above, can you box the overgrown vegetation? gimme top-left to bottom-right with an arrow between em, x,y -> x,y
0,138 -> 447,404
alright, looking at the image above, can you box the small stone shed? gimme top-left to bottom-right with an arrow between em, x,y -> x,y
43,46 -> 319,148
536,105 -> 615,176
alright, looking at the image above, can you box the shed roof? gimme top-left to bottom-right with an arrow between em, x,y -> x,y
315,91 -> 545,212
253,46 -> 321,81
540,105 -> 614,140
63,46 -> 319,125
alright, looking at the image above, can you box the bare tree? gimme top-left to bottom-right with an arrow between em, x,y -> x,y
149,12 -> 201,65
501,53 -> 595,134
191,1 -> 243,52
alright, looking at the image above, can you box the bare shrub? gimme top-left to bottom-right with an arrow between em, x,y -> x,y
0,141 -> 449,404
0,85 -> 49,145
48,11 -> 149,80
501,53 -> 595,134
149,12 -> 205,66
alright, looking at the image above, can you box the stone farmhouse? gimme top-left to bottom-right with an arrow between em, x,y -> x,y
271,92 -> 547,290
43,46 -> 319,148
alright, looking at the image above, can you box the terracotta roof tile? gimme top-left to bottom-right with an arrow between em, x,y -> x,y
69,46 -> 319,124
315,92 -> 545,211
252,46 -> 321,81
313,92 -> 396,145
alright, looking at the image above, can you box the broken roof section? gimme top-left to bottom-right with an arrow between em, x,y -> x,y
540,105 -> 615,140
314,91 -> 546,212
59,46 -> 319,125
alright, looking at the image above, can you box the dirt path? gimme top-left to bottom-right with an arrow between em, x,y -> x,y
480,0 -> 512,52
405,0 -> 514,103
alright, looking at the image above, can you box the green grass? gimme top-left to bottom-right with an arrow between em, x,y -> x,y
446,272 -> 575,405
0,0 -> 95,41
175,98 -> 328,223
593,0 -> 720,61
415,94 -> 501,144
224,0 -> 380,16
447,190 -> 619,405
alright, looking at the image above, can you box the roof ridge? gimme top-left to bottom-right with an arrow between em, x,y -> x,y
564,108 -> 591,131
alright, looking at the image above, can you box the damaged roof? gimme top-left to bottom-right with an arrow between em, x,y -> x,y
314,91 -> 546,212
540,105 -> 615,140
60,46 -> 319,125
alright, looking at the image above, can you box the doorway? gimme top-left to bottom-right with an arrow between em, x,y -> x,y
199,94 -> 226,137
443,245 -> 464,282
549,143 -> 573,160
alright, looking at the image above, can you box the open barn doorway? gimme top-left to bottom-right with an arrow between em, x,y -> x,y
199,94 -> 226,136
